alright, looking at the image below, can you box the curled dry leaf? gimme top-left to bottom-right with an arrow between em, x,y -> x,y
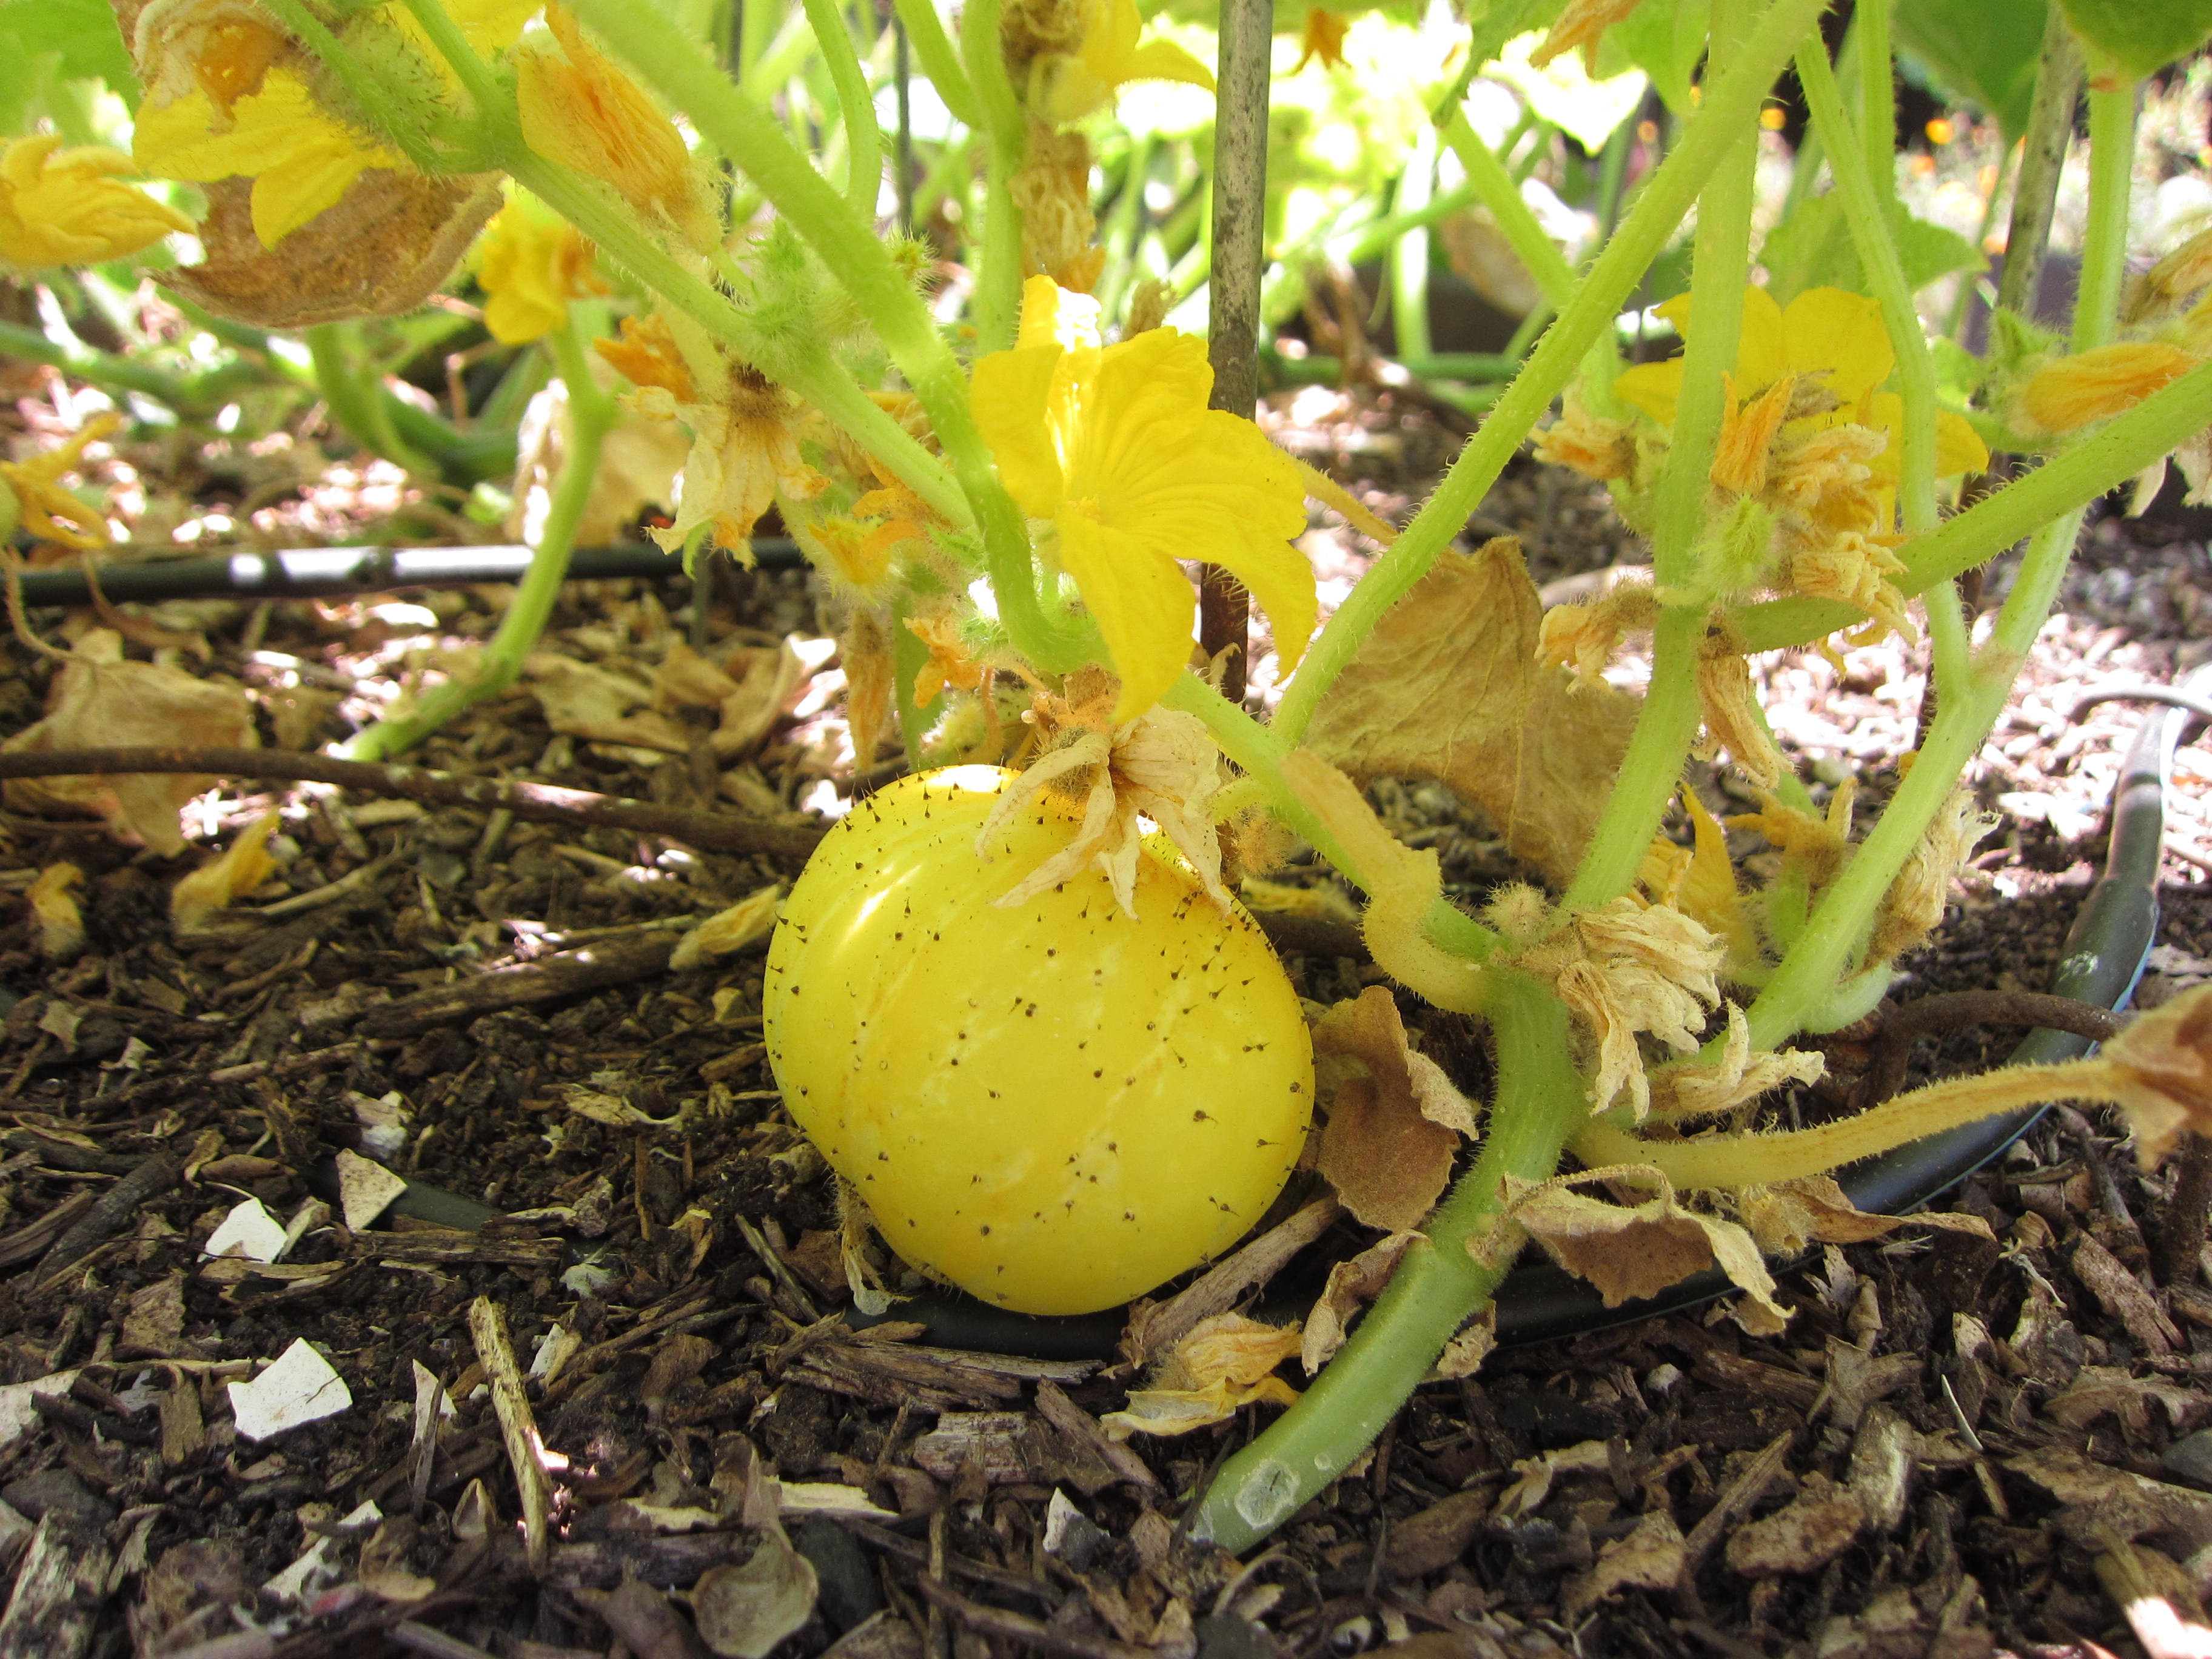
1,629 -> 256,855
1428,1304 -> 1496,1382
1100,1313 -> 1302,1441
690,1523 -> 819,1659
2100,982 -> 2212,1160
511,371 -> 686,547
1301,1231 -> 1418,1373
1646,1005 -> 1824,1122
670,885 -> 783,971
979,705 -> 1229,920
1304,537 -> 1639,888
1496,1170 -> 1789,1326
166,171 -> 503,330
1312,987 -> 1479,1230
170,811 -> 282,936
528,654 -> 694,753
654,638 -> 817,759
1732,1175 -> 1903,1256
26,863 -> 85,959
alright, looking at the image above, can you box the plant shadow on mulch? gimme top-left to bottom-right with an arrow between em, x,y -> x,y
0,394 -> 2210,1659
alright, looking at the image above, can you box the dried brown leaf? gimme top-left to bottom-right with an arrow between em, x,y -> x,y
1562,1511 -> 1686,1615
527,654 -> 694,753
691,1524 -> 819,1659
1503,1173 -> 1788,1324
1,629 -> 255,854
1300,1231 -> 1417,1373
1101,1313 -> 1301,1440
1304,537 -> 1638,888
2105,983 -> 2212,1159
1313,987 -> 1478,1230
167,170 -> 501,329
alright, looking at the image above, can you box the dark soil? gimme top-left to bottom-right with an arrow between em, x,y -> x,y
0,381 -> 2208,1659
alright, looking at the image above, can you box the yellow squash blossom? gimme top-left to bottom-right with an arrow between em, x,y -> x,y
517,7 -> 712,253
135,69 -> 406,247
1033,0 -> 1214,127
477,193 -> 602,344
1616,285 -> 1985,482
0,137 -> 195,270
0,414 -> 121,551
2023,341 -> 2200,434
972,275 -> 1315,720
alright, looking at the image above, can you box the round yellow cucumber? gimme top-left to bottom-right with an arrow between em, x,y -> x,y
762,765 -> 1313,1315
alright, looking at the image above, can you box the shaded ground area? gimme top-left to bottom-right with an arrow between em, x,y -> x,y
0,382 -> 2208,1659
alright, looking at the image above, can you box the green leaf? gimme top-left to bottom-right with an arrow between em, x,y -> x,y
2057,0 -> 2212,79
0,0 -> 138,108
1603,0 -> 1706,116
1891,0 -> 2046,142
1760,193 -> 1984,307
1461,0 -> 1566,71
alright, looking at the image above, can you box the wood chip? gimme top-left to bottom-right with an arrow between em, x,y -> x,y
2071,1233 -> 2180,1355
469,1296 -> 552,1576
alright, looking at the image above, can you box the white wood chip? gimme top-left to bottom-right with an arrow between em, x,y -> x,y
335,1148 -> 407,1232
228,1339 -> 352,1441
203,1197 -> 288,1264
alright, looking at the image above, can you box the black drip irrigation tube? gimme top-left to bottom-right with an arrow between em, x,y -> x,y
5,539 -> 803,609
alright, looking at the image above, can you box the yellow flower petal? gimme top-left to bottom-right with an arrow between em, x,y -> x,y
2023,341 -> 2199,433
134,73 -> 397,247
1614,359 -> 1683,426
1935,409 -> 1988,477
1735,285 -> 1788,392
0,136 -> 195,269
1782,287 -> 1891,406
1040,0 -> 1213,126
970,341 -> 1071,518
1058,515 -> 1201,716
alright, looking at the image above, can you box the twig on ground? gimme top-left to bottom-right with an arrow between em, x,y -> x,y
31,1151 -> 185,1289
359,933 -> 682,1037
0,748 -> 828,860
914,1572 -> 1150,1659
468,1296 -> 552,1577
2154,1133 -> 2212,1289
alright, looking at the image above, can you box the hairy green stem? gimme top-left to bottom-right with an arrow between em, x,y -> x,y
1563,606 -> 1707,908
802,0 -> 885,215
254,0 -> 447,172
2072,84 -> 2136,353
1725,360 -> 2212,651
341,319 -> 614,760
562,0 -> 1082,673
1189,975 -> 1580,1553
888,0 -> 979,126
1438,111 -> 1573,310
1390,124 -> 1439,362
960,0 -> 1025,355
304,324 -> 435,476
1273,0 -> 1829,744
1794,41 -> 1936,537
1163,675 -> 1498,963
1574,1055 -> 2121,1188
1649,0 -> 1758,591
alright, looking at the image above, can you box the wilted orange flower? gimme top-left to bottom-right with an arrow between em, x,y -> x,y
908,615 -> 987,707
0,137 -> 195,270
1532,397 -> 1636,482
1295,8 -> 1350,70
1530,0 -> 1644,72
1788,531 -> 1915,645
596,310 -> 698,400
2023,341 -> 2198,434
1709,372 -> 1796,495
517,7 -> 712,252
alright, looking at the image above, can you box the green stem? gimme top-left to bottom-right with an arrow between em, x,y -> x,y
1162,674 -> 1498,962
560,0 -> 1081,674
1561,606 -> 1706,908
1273,0 -> 1829,744
1795,40 -> 1936,538
1856,0 -> 1893,200
394,0 -> 506,119
1189,973 -> 1581,1553
1390,124 -> 1438,361
2071,84 -> 2135,352
888,0 -> 979,127
304,324 -> 435,475
341,319 -> 614,760
1726,358 -> 2212,651
960,0 -> 1025,355
802,0 -> 885,215
0,319 -> 255,414
1437,110 -> 1575,310
1651,0 -> 1757,591
1574,1055 -> 2119,1188
253,0 -> 447,173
